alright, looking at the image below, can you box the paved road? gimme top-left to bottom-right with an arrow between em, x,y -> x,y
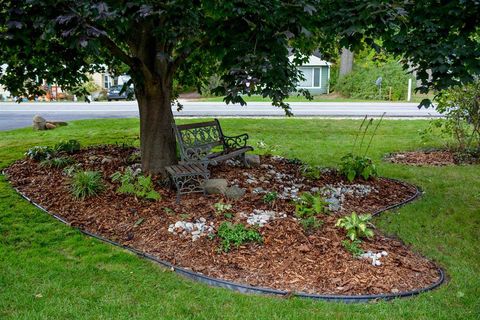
0,100 -> 440,131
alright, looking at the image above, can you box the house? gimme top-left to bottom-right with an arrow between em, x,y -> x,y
290,55 -> 331,94
91,72 -> 131,90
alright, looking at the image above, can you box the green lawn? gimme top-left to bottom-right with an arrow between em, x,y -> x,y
1,118 -> 479,319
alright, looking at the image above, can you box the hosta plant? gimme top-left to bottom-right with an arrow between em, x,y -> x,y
335,212 -> 374,241
25,146 -> 55,161
340,153 -> 377,182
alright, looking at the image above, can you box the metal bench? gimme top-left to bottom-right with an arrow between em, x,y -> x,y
172,119 -> 253,166
167,119 -> 253,202
165,163 -> 210,203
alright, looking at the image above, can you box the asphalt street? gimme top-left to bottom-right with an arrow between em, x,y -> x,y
0,100 -> 441,131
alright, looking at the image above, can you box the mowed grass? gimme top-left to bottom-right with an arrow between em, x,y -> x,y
0,118 -> 479,319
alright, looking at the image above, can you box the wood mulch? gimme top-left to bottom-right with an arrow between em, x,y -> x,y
385,149 -> 480,166
5,145 -> 441,296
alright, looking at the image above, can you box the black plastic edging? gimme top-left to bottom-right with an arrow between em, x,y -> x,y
5,175 -> 445,303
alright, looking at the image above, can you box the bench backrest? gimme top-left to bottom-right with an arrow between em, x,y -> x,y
173,119 -> 225,162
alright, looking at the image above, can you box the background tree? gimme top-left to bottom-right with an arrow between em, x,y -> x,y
1,1 -> 479,174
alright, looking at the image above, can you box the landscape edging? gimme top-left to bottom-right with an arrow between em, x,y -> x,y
4,174 -> 445,303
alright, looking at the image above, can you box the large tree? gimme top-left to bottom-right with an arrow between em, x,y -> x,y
1,1 -> 479,174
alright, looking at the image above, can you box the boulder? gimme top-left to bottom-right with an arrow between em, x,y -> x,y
225,185 -> 246,200
245,154 -> 261,167
203,179 -> 228,194
45,123 -> 57,130
32,115 -> 46,130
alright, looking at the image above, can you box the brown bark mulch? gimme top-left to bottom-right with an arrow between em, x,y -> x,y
385,149 -> 480,166
5,146 -> 441,296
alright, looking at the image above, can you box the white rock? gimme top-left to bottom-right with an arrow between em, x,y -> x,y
381,251 -> 388,256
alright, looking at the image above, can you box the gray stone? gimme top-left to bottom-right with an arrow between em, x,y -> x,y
32,115 -> 46,130
225,185 -> 246,200
203,179 -> 228,194
245,154 -> 261,167
45,123 -> 56,130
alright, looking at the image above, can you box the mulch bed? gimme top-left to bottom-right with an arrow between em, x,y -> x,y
385,150 -> 480,166
5,145 -> 442,296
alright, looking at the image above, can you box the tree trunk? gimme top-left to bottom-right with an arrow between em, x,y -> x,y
137,84 -> 177,176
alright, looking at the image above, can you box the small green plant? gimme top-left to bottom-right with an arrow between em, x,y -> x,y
40,156 -> 74,169
216,222 -> 262,252
341,239 -> 364,257
55,139 -> 81,154
256,140 -> 277,156
25,146 -> 55,161
111,167 -> 160,201
71,171 -> 105,199
295,192 -> 328,218
214,202 -> 232,214
63,164 -> 81,177
299,216 -> 323,231
335,212 -> 374,241
294,192 -> 328,232
340,154 -> 377,182
339,114 -> 384,182
263,191 -> 278,204
300,164 -> 321,180
214,202 -> 234,219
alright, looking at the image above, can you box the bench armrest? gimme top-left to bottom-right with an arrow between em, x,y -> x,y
223,133 -> 249,149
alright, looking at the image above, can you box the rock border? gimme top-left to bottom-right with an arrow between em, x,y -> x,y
4,174 -> 445,303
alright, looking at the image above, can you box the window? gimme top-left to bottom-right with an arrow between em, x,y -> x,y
298,67 -> 322,88
103,75 -> 110,89
298,67 -> 312,87
313,68 -> 320,87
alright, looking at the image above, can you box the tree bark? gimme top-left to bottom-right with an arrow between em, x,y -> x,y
136,83 -> 177,176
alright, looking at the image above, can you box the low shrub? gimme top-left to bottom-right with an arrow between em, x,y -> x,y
25,146 -> 55,161
111,167 -> 160,201
216,222 -> 262,252
335,59 -> 412,101
40,156 -> 75,169
421,80 -> 480,153
71,171 -> 105,199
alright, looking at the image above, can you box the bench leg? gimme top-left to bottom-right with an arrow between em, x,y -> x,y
241,153 -> 249,168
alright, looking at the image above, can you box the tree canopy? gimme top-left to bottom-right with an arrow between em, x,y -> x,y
1,1 -> 479,173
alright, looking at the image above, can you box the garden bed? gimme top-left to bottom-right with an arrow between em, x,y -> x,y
6,145 -> 442,296
385,149 -> 480,166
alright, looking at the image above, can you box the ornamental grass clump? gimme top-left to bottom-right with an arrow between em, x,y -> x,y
71,171 -> 105,199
